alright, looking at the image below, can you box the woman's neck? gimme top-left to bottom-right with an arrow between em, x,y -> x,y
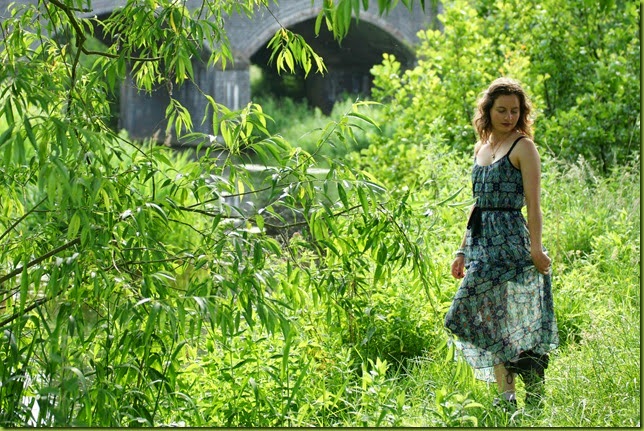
489,130 -> 516,144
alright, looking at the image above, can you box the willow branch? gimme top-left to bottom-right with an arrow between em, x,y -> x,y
376,202 -> 438,313
47,0 -> 163,62
0,296 -> 50,329
0,197 -> 47,243
0,238 -> 80,285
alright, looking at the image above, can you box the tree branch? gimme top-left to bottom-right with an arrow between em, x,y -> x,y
47,0 -> 163,62
0,296 -> 50,329
0,238 -> 80,285
0,197 -> 47,243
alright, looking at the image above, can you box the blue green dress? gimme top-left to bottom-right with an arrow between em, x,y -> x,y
444,137 -> 559,382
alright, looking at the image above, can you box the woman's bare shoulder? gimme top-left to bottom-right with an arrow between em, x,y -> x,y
514,136 -> 539,156
517,135 -> 535,146
511,136 -> 540,169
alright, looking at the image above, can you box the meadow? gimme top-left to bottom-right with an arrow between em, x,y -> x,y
0,0 -> 638,426
161,95 -> 640,427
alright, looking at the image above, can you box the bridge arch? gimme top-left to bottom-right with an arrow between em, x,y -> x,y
232,5 -> 418,63
0,0 -> 438,142
249,14 -> 418,113
225,1 -> 433,114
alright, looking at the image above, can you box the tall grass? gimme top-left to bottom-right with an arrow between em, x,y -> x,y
165,93 -> 640,426
5,89 -> 637,426
198,99 -> 640,427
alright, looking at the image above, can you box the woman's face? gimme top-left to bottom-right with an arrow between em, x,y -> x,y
489,94 -> 520,134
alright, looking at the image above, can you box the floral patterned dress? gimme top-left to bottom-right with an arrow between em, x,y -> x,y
444,137 -> 559,382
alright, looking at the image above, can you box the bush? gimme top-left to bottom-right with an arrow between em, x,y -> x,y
368,0 -> 640,170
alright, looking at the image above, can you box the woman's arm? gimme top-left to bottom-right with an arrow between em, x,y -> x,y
512,138 -> 551,275
451,204 -> 475,279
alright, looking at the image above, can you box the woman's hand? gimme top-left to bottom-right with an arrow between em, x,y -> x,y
451,256 -> 466,279
531,249 -> 551,275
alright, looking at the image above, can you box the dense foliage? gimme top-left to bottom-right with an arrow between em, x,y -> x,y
369,0 -> 639,171
0,0 -> 639,427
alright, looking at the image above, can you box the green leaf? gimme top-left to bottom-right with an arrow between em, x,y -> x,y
4,98 -> 14,125
68,212 -> 81,240
437,186 -> 466,207
23,116 -> 37,151
377,0 -> 389,15
314,10 -> 324,35
153,151 -> 173,166
255,214 -> 265,231
357,185 -> 370,216
337,181 -> 349,207
253,242 -> 264,267
0,124 -> 14,148
346,111 -> 381,131
283,49 -> 295,73
352,0 -> 361,19
19,259 -> 28,314
143,302 -> 161,345
323,212 -> 341,237
47,168 -> 57,206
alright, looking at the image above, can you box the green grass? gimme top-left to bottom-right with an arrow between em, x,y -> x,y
2,89 -> 638,426
167,145 -> 640,427
250,93 -> 382,164
223,96 -> 640,425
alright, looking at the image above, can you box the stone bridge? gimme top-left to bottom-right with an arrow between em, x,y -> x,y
0,1 -> 439,144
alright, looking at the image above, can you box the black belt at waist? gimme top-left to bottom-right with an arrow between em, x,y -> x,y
466,206 -> 522,238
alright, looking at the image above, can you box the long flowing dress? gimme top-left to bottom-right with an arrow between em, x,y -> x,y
444,137 -> 559,382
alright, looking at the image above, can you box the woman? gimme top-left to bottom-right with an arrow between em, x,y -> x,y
444,77 -> 559,409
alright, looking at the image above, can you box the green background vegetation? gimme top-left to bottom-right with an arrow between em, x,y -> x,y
0,0 -> 639,426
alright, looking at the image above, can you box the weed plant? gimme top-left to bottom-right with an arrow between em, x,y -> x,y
165,136 -> 639,427
1,0 -> 639,427
1,103 -> 638,426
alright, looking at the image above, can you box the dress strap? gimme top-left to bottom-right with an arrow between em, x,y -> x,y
506,135 -> 526,158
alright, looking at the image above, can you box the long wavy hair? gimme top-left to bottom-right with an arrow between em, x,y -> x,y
472,77 -> 533,144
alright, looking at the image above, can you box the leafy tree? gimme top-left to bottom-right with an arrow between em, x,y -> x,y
0,0 -> 439,426
518,0 -> 641,169
1,0 -> 637,426
368,0 -> 640,170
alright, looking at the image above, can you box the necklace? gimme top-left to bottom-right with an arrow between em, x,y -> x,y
488,141 -> 503,161
488,134 -> 512,161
